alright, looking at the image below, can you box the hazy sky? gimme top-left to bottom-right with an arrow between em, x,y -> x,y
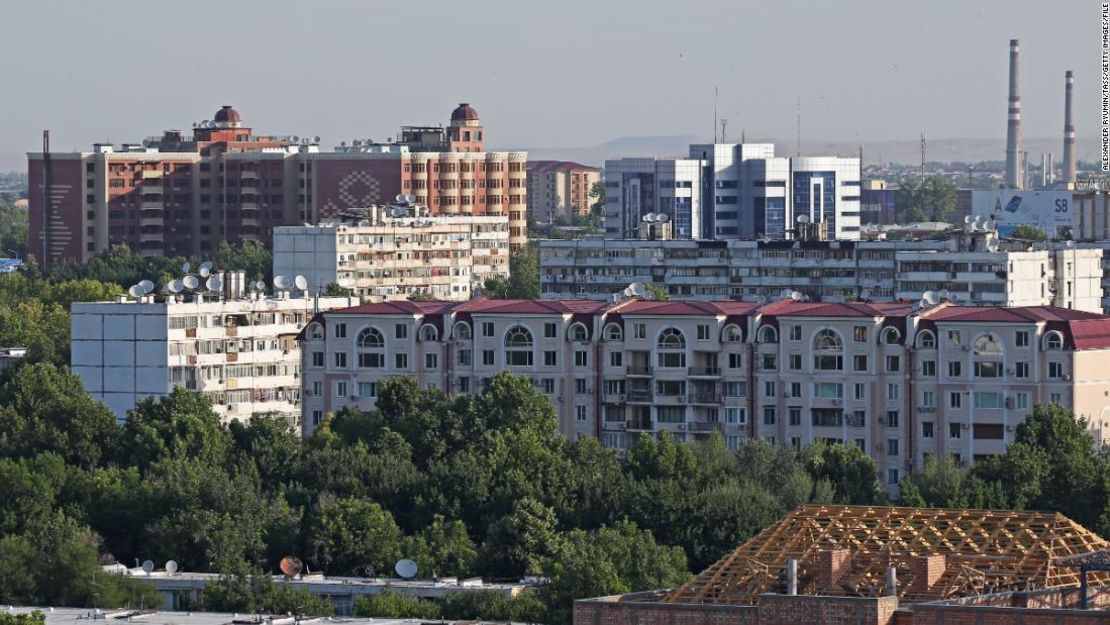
0,0 -> 1098,168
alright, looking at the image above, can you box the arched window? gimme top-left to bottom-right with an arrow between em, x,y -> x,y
505,326 -> 534,366
812,329 -> 843,370
357,327 -> 385,348
882,327 -> 901,345
758,325 -> 778,344
974,334 -> 1003,355
1044,331 -> 1063,351
917,330 -> 936,349
356,327 -> 385,368
604,323 -> 623,341
569,323 -> 589,342
722,324 -> 743,343
453,322 -> 471,340
419,324 -> 438,342
306,323 -> 324,340
656,327 -> 686,368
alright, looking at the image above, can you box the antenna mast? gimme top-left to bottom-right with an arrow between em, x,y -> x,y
920,132 -> 927,183
720,119 -> 728,143
714,86 -> 719,143
795,97 -> 801,157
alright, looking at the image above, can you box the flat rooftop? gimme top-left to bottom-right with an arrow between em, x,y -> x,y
2,606 -> 527,625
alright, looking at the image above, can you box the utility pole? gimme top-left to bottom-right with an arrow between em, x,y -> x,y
920,132 -> 927,184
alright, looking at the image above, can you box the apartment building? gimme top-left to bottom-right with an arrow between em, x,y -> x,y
526,160 -> 600,222
538,230 -> 1105,313
602,143 -> 860,241
272,204 -> 509,302
298,297 -> 1110,489
71,279 -> 352,425
28,103 -> 527,265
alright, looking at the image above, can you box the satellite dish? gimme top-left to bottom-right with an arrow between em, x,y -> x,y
139,280 -> 154,294
142,560 -> 154,574
395,194 -> 406,203
790,291 -> 802,302
938,289 -> 950,301
199,261 -> 213,277
206,275 -> 223,292
641,213 -> 651,223
255,281 -> 266,291
860,288 -> 872,301
294,275 -> 308,291
923,290 -> 939,305
182,262 -> 191,273
658,213 -> 670,223
395,559 -> 418,579
390,207 -> 408,218
964,215 -> 973,225
292,136 -> 299,143
630,282 -> 646,296
780,288 -> 794,300
797,214 -> 811,224
313,136 -> 321,143
168,279 -> 183,293
165,560 -> 178,574
280,555 -> 304,578
622,287 -> 634,298
128,284 -> 144,298
274,275 -> 290,290
183,275 -> 200,290
406,194 -> 417,203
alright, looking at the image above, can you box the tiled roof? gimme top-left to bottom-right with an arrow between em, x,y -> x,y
759,300 -> 914,318
610,300 -> 759,316
923,304 -> 1106,323
326,301 -> 459,315
455,298 -> 609,315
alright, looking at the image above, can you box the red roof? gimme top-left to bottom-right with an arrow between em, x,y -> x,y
455,298 -> 609,315
451,103 -> 479,121
214,105 -> 241,123
922,305 -> 1106,323
610,300 -> 759,316
1066,319 -> 1110,350
758,300 -> 914,318
527,160 -> 600,173
327,301 -> 459,316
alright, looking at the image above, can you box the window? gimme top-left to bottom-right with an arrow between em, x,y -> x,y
853,326 -> 868,342
853,355 -> 868,372
395,323 -> 408,339
1050,392 -> 1063,405
922,360 -> 936,377
657,328 -> 686,368
569,323 -> 588,341
1015,362 -> 1029,378
917,331 -> 936,348
790,382 -> 802,398
358,352 -> 384,368
922,421 -> 934,438
723,381 -> 748,397
726,407 -> 747,424
544,323 -> 557,338
311,381 -> 322,397
697,324 -> 710,340
726,435 -> 741,450
307,323 -> 324,340
575,351 -> 588,367
505,326 -> 535,366
633,323 -> 646,339
758,325 -> 778,343
312,410 -> 323,425
947,330 -> 962,347
425,353 -> 438,369
311,351 -> 324,367
482,350 -> 495,365
610,351 -> 623,367
849,411 -> 865,427
358,382 -> 377,398
922,390 -> 935,409
576,405 -> 587,421
882,327 -> 901,344
761,354 -> 777,370
789,407 -> 802,426
1044,332 -> 1063,350
947,361 -> 962,378
334,323 -> 347,338
723,325 -> 743,343
789,354 -> 802,370
949,423 -> 962,438
395,353 -> 408,369
729,353 -> 743,369
886,384 -> 899,400
886,411 -> 899,427
888,469 -> 899,485
334,352 -> 347,368
814,355 -> 843,370
949,392 -> 962,409
1016,331 -> 1030,347
764,381 -> 776,397
481,322 -> 494,337
357,327 -> 385,348
458,349 -> 472,366
575,378 -> 587,394
457,377 -> 470,392
885,355 -> 900,372
814,329 -> 843,351
1048,362 -> 1064,379
789,325 -> 802,341
336,381 -> 348,398
763,407 -> 776,425
814,383 -> 843,399
605,324 -> 623,341
1016,393 -> 1029,410
973,334 -> 1002,355
974,361 -> 1002,378
454,323 -> 472,340
657,406 -> 684,423
542,379 -> 555,394
854,383 -> 866,400
544,351 -> 557,366
973,424 -> 1005,440
887,439 -> 899,456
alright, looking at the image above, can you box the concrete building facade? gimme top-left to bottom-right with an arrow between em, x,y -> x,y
526,160 -> 600,223
299,298 -> 1110,489
71,284 -> 352,426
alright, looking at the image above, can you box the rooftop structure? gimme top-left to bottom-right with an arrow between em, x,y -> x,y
526,160 -> 601,222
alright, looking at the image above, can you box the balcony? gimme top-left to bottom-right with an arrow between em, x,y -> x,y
139,231 -> 164,243
655,394 -> 686,405
141,170 -> 164,179
627,418 -> 652,431
688,366 -> 721,378
627,390 -> 654,403
141,201 -> 164,211
240,170 -> 260,179
140,216 -> 164,227
602,393 -> 626,405
689,393 -> 722,405
689,422 -> 723,433
601,420 -> 627,431
627,365 -> 653,376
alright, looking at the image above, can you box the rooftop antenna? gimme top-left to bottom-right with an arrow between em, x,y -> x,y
128,284 -> 144,298
273,275 -> 290,291
182,275 -> 200,290
720,118 -> 728,144
165,560 -> 178,575
141,560 -> 154,575
714,86 -> 719,143
795,96 -> 801,157
294,275 -> 308,292
395,559 -> 418,579
205,275 -> 223,292
920,132 -> 927,183
182,261 -> 191,274
139,280 -> 154,294
199,261 -> 213,277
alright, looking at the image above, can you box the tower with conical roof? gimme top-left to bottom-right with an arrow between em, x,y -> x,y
447,103 -> 484,152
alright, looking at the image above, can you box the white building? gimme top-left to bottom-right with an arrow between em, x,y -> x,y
602,143 -> 860,241
272,208 -> 510,302
71,281 -> 353,426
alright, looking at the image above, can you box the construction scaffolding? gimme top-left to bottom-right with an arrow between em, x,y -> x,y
666,504 -> 1110,606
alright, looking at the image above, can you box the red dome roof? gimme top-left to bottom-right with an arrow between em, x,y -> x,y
451,103 -> 479,121
214,105 -> 241,123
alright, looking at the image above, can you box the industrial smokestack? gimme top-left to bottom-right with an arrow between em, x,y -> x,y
1005,39 -> 1023,189
1063,70 -> 1076,187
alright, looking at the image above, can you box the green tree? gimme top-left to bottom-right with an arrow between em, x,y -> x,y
203,572 -> 334,616
481,274 -> 509,299
480,497 -> 563,577
305,497 -> 402,576
506,247 -> 540,299
401,514 -> 478,578
894,175 -> 957,223
441,590 -> 545,622
321,282 -> 350,297
0,203 -> 28,259
354,592 -> 440,619
643,283 -> 670,301
1009,224 -> 1047,241
120,388 -> 232,469
803,442 -> 887,505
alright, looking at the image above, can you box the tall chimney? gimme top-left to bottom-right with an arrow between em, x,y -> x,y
1063,70 -> 1076,187
1005,39 -> 1023,189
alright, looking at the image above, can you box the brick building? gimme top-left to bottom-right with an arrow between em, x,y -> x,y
27,103 -> 527,266
526,160 -> 600,222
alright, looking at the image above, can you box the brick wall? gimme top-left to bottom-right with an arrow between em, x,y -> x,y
573,596 -> 757,625
819,548 -> 852,589
756,593 -> 898,625
910,555 -> 946,594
